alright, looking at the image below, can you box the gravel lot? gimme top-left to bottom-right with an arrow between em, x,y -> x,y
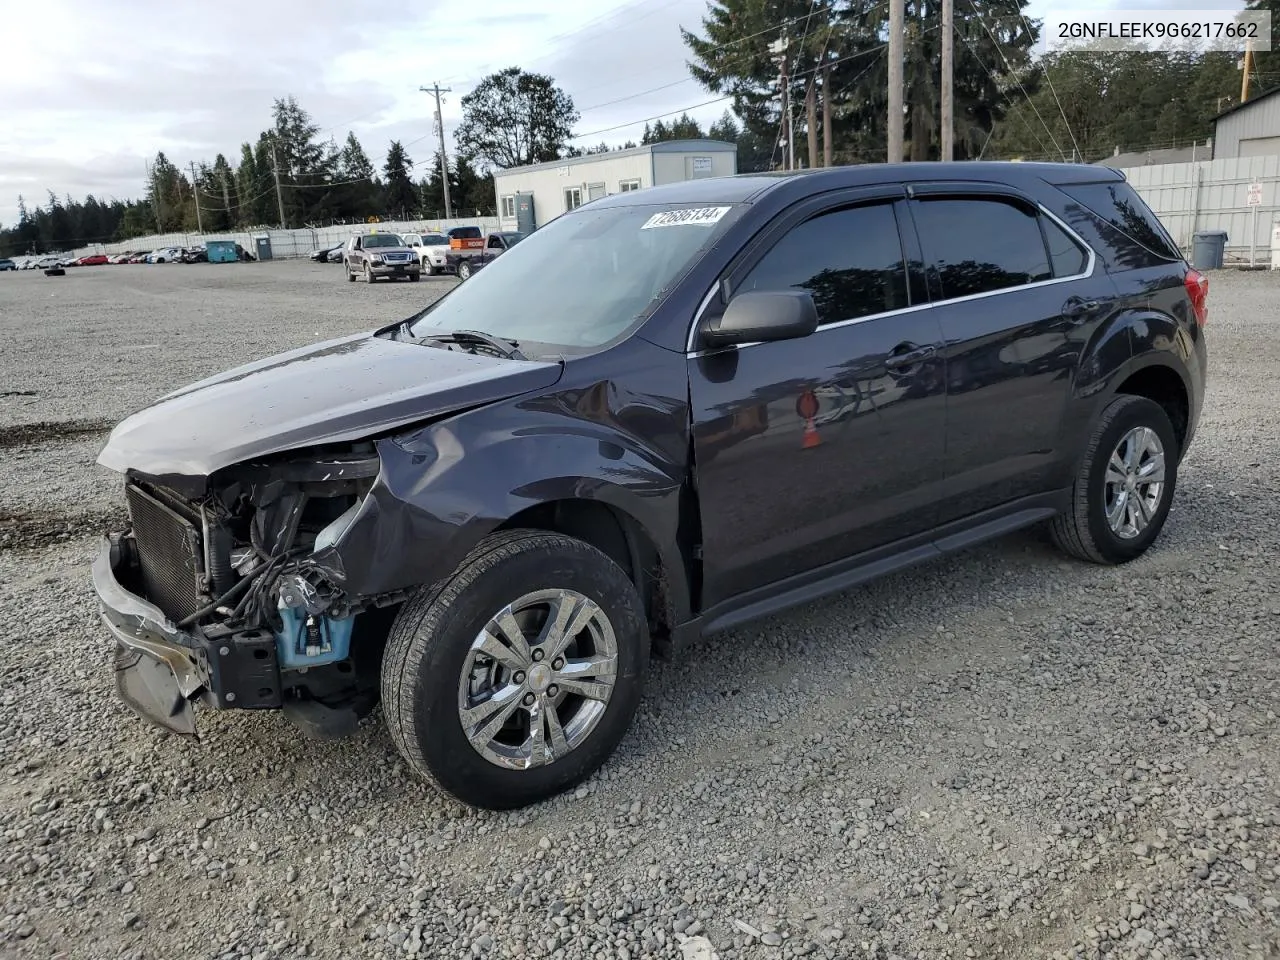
0,261 -> 1277,960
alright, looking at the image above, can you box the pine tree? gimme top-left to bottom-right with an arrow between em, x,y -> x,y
382,141 -> 418,220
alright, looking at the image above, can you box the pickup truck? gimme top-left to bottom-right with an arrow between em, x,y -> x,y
448,231 -> 526,280
420,226 -> 485,276
401,233 -> 449,273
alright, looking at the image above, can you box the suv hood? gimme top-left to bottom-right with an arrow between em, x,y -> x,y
98,332 -> 563,478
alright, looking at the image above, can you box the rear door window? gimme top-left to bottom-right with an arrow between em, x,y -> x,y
1043,217 -> 1088,278
734,202 -> 910,325
911,197 -> 1055,300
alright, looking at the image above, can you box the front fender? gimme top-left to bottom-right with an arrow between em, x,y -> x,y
315,394 -> 690,613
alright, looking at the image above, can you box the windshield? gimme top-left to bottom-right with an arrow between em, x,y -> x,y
408,202 -> 741,351
501,233 -> 525,245
363,234 -> 404,248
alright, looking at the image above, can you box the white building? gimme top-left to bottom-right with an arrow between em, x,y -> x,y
492,139 -> 739,232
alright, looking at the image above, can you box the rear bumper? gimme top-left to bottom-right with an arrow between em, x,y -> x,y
92,535 -> 282,735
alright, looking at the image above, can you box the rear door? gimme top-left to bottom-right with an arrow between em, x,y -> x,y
904,184 -> 1117,520
688,190 -> 949,606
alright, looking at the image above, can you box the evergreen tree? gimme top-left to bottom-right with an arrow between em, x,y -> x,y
382,141 -> 418,220
336,132 -> 379,221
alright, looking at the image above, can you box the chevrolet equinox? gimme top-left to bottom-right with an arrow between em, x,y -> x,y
93,163 -> 1208,809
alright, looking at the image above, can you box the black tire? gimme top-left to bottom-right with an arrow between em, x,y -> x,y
409,272 -> 420,282
345,261 -> 356,282
364,263 -> 374,284
457,261 -> 471,281
381,529 -> 649,809
426,263 -> 438,277
1050,394 -> 1179,565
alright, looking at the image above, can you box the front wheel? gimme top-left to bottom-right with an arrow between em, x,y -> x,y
363,263 -> 374,283
381,530 -> 649,809
1050,394 -> 1179,564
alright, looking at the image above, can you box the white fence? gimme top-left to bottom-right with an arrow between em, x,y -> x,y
1115,154 -> 1280,263
69,218 -> 502,260
65,156 -> 1280,265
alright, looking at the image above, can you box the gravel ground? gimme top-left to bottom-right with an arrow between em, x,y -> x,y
0,261 -> 1277,960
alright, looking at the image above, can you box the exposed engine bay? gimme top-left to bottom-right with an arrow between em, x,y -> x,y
111,441 -> 403,732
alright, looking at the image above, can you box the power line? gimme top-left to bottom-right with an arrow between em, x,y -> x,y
963,0 -> 1065,160
1018,11 -> 1081,161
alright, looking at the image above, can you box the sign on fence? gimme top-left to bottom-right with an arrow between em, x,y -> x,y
1247,182 -> 1263,206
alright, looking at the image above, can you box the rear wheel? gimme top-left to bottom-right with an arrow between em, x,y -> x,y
1050,394 -> 1179,564
457,260 -> 472,281
381,529 -> 648,809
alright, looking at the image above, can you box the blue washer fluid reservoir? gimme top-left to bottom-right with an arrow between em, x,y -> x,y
274,604 -> 355,671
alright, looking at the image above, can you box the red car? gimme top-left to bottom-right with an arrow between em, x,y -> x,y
77,254 -> 110,266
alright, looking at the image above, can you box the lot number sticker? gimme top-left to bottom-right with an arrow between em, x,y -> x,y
641,207 -> 731,229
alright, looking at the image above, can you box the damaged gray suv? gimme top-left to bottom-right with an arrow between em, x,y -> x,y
94,163 -> 1207,809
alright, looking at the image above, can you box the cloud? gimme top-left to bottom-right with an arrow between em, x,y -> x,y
2,0 -> 1234,224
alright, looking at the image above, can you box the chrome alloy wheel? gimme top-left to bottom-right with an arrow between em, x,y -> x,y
1103,425 -> 1167,540
457,589 -> 618,770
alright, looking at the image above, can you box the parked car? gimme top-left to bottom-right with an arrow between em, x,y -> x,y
108,254 -> 132,264
127,252 -> 150,264
452,231 -> 524,280
92,163 -> 1206,811
77,254 -> 110,266
147,247 -> 182,264
342,232 -> 421,282
310,244 -> 342,262
181,246 -> 208,264
325,247 -> 344,263
401,233 -> 449,273
0,258 -> 14,271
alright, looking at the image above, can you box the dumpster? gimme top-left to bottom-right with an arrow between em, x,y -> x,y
253,235 -> 273,261
1191,230 -> 1227,270
206,240 -> 238,264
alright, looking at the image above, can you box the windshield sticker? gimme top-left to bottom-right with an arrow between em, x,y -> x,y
641,206 -> 731,229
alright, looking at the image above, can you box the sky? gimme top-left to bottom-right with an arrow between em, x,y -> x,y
0,0 -> 1248,226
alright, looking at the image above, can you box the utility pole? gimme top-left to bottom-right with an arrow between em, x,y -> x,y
189,162 -> 204,234
420,84 -> 454,219
822,62 -> 832,167
768,36 -> 788,172
941,0 -> 954,161
806,76 -> 818,169
220,167 -> 231,220
887,0 -> 905,163
269,137 -> 287,228
1240,38 -> 1254,103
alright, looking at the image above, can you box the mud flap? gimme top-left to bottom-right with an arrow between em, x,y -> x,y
114,642 -> 197,736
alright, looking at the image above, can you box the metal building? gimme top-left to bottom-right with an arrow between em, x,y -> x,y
492,139 -> 738,232
1212,87 -> 1280,159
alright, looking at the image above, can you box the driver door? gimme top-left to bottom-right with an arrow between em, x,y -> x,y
688,193 -> 949,608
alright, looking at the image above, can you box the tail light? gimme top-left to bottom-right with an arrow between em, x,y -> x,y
1184,268 -> 1208,326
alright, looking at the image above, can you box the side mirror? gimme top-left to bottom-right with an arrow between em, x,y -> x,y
702,289 -> 819,348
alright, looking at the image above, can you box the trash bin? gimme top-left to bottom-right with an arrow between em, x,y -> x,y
1191,230 -> 1227,270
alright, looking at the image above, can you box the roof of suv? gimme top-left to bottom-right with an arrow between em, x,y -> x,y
586,161 -> 1126,209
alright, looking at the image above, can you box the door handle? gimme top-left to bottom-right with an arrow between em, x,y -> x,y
885,343 -> 937,369
1063,296 -> 1100,317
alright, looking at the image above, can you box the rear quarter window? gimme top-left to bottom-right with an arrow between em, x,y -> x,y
1057,181 -> 1183,265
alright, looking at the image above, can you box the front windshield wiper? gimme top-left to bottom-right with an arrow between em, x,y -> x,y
412,328 -> 527,361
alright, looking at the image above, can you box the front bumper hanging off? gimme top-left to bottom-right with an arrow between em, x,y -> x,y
92,535 -> 282,736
